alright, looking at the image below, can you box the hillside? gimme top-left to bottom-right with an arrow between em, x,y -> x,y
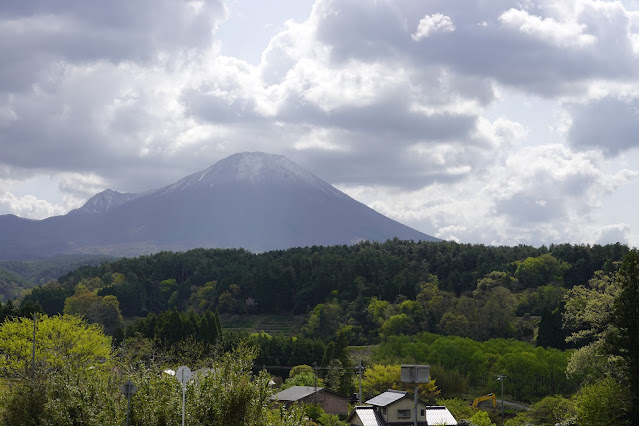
22,240 -> 628,340
0,254 -> 113,301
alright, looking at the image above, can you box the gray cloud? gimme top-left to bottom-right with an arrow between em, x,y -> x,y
0,1 -> 225,56
0,0 -> 226,92
487,145 -> 635,235
568,96 -> 639,156
0,0 -> 230,189
313,0 -> 639,95
182,87 -> 263,124
495,192 -> 567,225
595,224 -> 630,245
293,147 -> 476,190
275,94 -> 478,142
1,64 -> 125,170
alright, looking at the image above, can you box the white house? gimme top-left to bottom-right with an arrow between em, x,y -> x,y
347,389 -> 457,426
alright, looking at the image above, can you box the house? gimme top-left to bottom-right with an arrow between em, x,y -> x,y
347,389 -> 457,426
347,406 -> 387,426
271,385 -> 349,416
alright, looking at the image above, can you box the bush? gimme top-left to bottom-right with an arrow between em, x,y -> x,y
1,366 -> 125,426
576,378 -> 631,426
1,345 -> 305,426
435,398 -> 475,422
469,410 -> 495,426
430,364 -> 468,396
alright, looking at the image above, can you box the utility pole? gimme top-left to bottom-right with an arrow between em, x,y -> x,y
358,360 -> 363,404
313,362 -> 318,404
414,380 -> 418,426
497,375 -> 506,426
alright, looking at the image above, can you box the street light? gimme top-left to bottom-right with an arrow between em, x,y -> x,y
496,375 -> 506,426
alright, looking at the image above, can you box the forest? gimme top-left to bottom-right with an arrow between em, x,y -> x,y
0,239 -> 637,425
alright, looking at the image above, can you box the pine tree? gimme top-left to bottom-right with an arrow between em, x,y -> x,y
611,250 -> 639,424
536,306 -> 566,349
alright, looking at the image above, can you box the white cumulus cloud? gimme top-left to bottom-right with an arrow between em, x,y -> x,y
412,13 -> 456,40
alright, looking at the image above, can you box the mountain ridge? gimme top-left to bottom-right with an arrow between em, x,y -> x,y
72,189 -> 143,215
0,152 -> 438,259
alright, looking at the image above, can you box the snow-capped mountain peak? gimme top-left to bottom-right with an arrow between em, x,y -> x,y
162,152 -> 340,196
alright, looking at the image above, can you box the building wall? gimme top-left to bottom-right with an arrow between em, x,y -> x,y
302,390 -> 349,415
384,399 -> 427,424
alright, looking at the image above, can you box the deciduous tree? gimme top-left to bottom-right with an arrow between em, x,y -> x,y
575,377 -> 631,426
64,285 -> 124,334
0,314 -> 111,378
563,270 -> 621,381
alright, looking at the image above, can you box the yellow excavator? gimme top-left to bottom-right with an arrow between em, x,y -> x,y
471,393 -> 497,411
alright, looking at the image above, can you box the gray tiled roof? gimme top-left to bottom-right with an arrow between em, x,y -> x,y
272,386 -> 324,402
365,389 -> 408,407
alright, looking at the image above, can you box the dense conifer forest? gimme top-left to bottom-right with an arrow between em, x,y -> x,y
21,240 -> 628,318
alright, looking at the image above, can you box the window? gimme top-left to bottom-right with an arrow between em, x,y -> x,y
421,409 -> 425,417
397,409 -> 411,419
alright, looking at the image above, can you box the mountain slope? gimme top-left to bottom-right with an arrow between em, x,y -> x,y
0,152 -> 438,259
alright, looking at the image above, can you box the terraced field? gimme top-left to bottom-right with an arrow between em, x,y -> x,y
220,314 -> 305,336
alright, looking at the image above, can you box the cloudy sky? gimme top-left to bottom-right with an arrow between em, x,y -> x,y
2,0 -> 639,247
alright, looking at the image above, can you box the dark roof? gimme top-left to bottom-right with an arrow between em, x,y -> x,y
272,386 -> 348,402
272,386 -> 324,402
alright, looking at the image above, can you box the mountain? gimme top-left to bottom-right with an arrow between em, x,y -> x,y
0,152 -> 438,259
71,189 -> 142,215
